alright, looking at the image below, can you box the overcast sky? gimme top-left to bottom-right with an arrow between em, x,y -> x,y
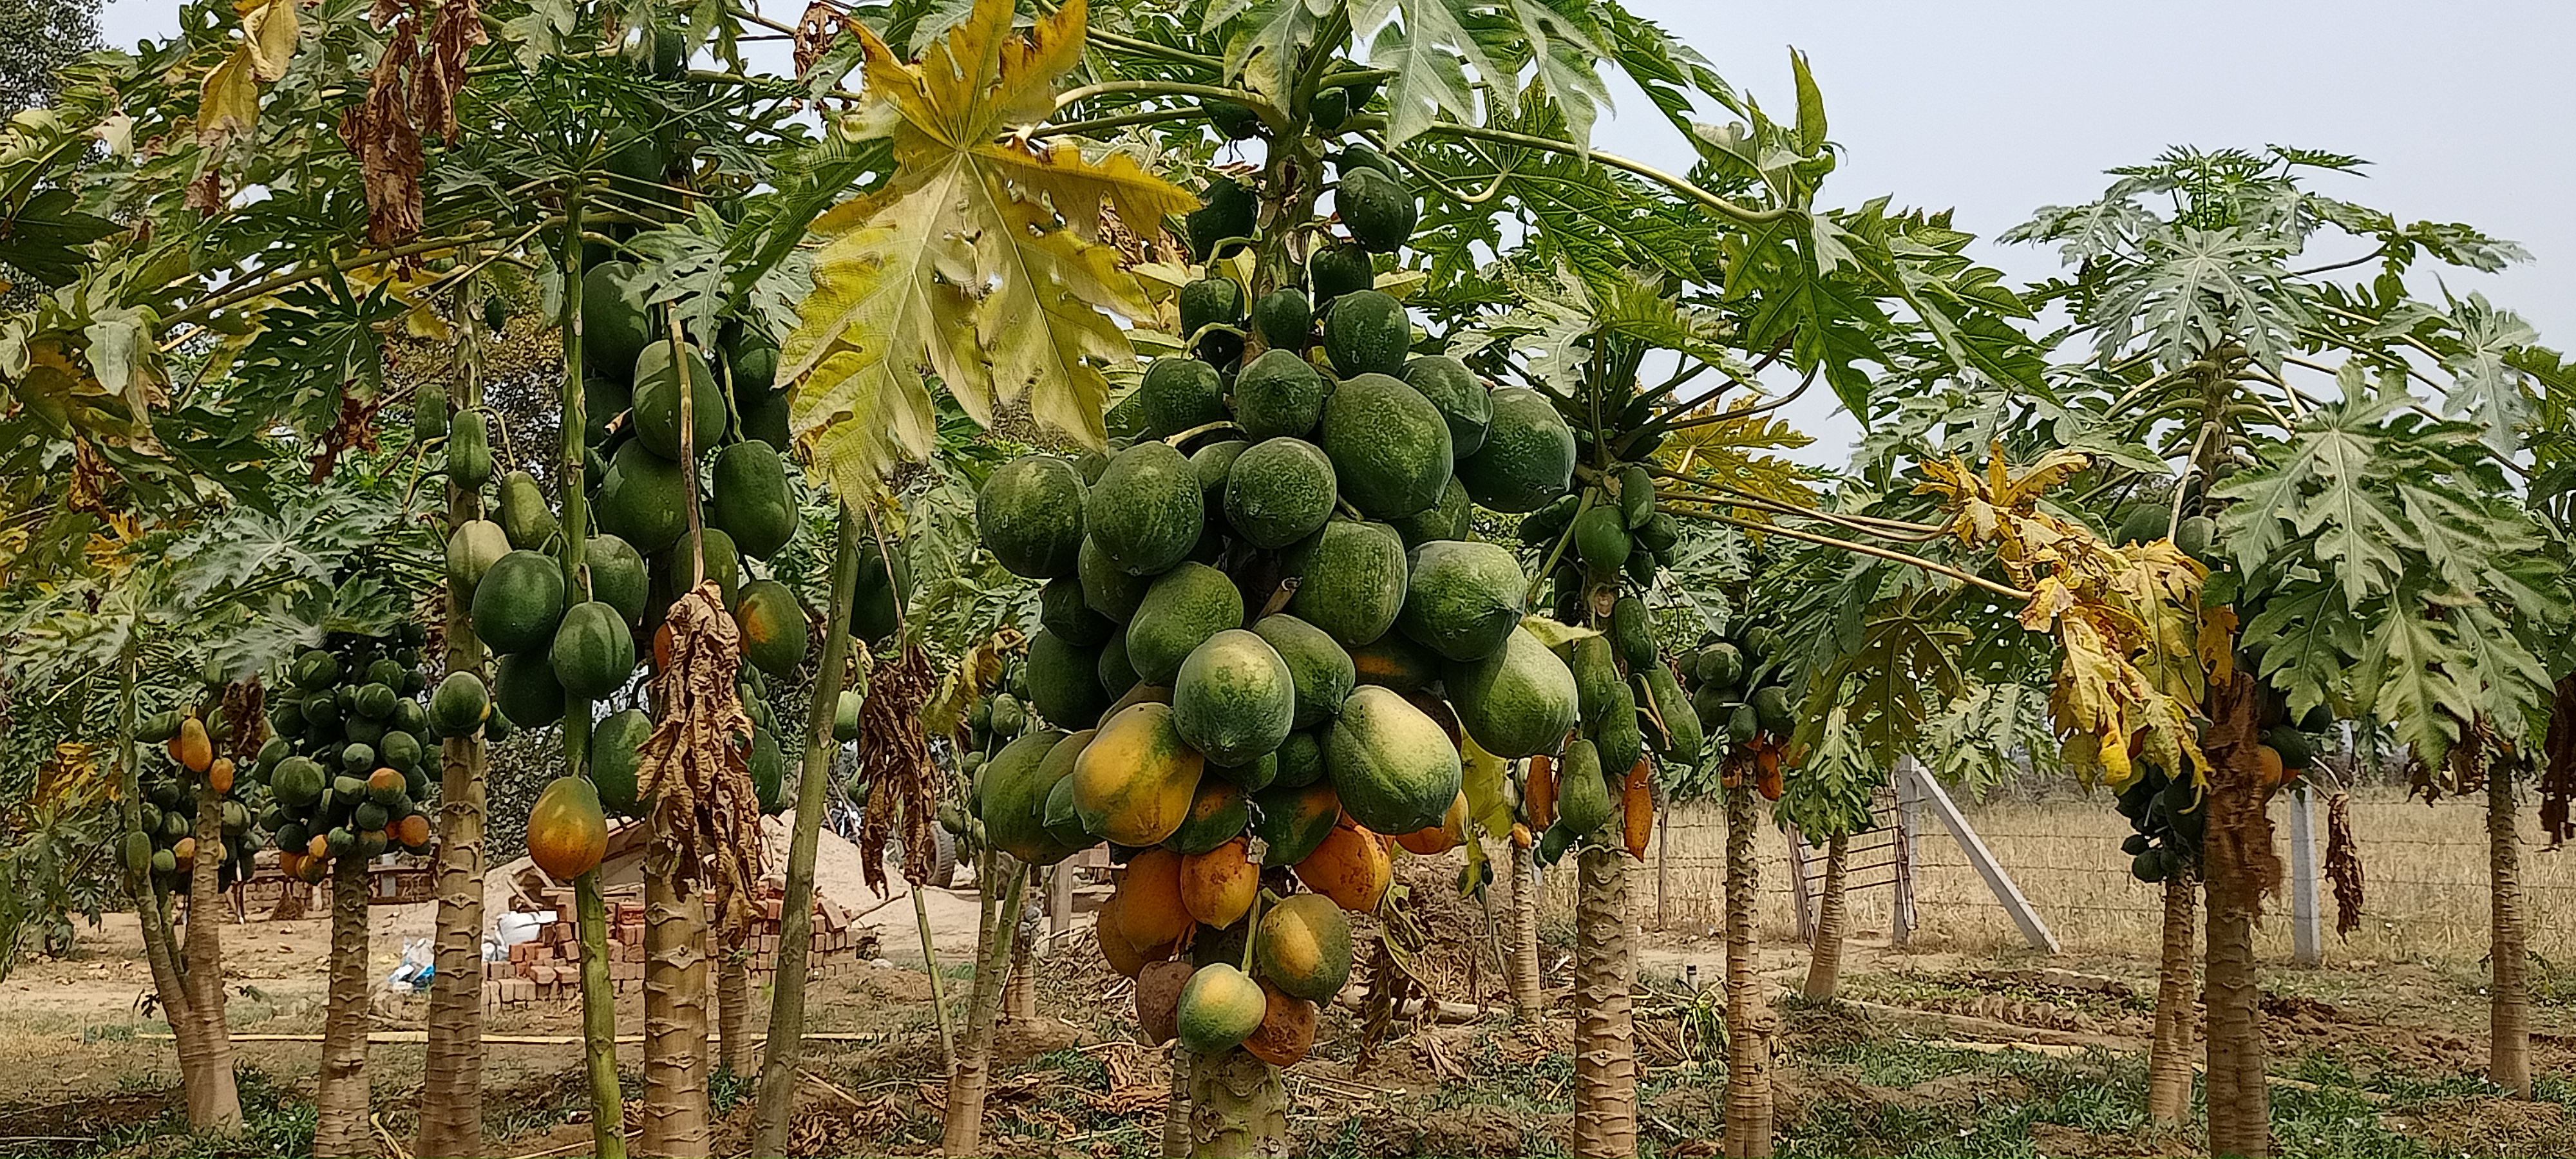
100,0 -> 2576,458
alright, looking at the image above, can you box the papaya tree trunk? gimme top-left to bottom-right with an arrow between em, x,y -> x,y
2145,871 -> 2198,1124
181,768 -> 243,1133
1723,779 -> 1774,1159
1508,837 -> 1544,1021
312,854 -> 374,1156
554,201 -> 630,1159
940,860 -> 1025,1156
1801,831 -> 1849,1002
1187,1046 -> 1288,1159
1005,863 -> 1038,1021
2203,674 -> 2273,1159
417,270 -> 491,1159
120,657 -> 240,1134
1162,1044 -> 1192,1158
2490,766 -> 2532,1097
1573,844 -> 1636,1158
717,941 -> 750,1075
573,873 -> 626,1158
750,503 -> 867,1155
641,824 -> 712,1158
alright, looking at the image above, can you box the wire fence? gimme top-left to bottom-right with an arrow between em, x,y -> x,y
1575,786 -> 2576,968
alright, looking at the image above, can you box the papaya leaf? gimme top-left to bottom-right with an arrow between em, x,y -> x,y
782,0 -> 1197,498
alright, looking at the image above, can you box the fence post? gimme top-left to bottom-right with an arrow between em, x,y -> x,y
1892,762 -> 1917,946
1786,827 -> 1814,942
1903,758 -> 2061,954
2287,785 -> 2322,967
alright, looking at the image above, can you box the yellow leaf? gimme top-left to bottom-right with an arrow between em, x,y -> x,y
2200,604 -> 2240,687
1459,733 -> 1513,843
238,0 -> 299,82
199,48 -> 260,144
783,0 -> 1197,487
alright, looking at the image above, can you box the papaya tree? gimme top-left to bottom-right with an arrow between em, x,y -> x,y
2003,146 -> 2568,1146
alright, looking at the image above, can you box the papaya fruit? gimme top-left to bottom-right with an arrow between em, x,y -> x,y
1078,536 -> 1152,623
1323,686 -> 1462,836
428,673 -> 489,739
1347,630 -> 1439,693
1134,957 -> 1192,1046
493,650 -> 565,729
1126,562 -> 1243,687
497,470 -> 559,551
171,717 -> 213,773
1113,847 -> 1193,954
978,729 -> 1073,864
1025,628 -> 1110,730
1320,372 -> 1449,519
1396,540 -> 1526,663
550,600 -> 637,699
596,440 -> 692,554
1445,627 -> 1580,760
632,339 -> 726,460
1574,506 -> 1631,575
585,534 -> 650,625
1039,576 -> 1116,647
1072,702 -> 1205,847
1388,476 -> 1473,548
1186,176 -> 1256,262
1271,730 -> 1326,791
1172,630 -> 1298,769
1254,891 -> 1352,1001
527,776 -> 609,880
589,707 -> 652,816
581,262 -> 650,379
1085,441 -> 1205,577
1252,288 -> 1312,351
1242,981 -> 1318,1067
444,520 -> 511,598
1336,165 -> 1418,253
448,408 -> 493,489
1294,822 -> 1391,912
1394,789 -> 1470,856
1164,777 -> 1252,857
1297,239 -> 1368,306
1253,777 -> 1340,867
1251,614 -> 1354,729
1175,963 -> 1267,1053
969,457 -> 1084,584
1456,387 -> 1577,513
1556,737 -> 1612,837
1223,437 -> 1338,549
1287,521 -> 1408,648
735,580 -> 811,677
471,549 -> 567,654
1322,290 -> 1410,379
1234,348 -> 1327,442
709,441 -> 798,561
1179,838 -> 1258,928
664,526 -> 741,608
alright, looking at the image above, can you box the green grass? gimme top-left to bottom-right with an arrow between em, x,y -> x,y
95,1066 -> 316,1158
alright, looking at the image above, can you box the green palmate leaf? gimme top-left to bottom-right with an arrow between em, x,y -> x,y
2434,292 -> 2536,454
2352,589 -> 2473,765
1593,1 -> 1732,144
1,189 -> 122,288
2213,372 -> 2410,601
1217,0 -> 1331,102
1920,681 -> 2060,795
1363,17 -> 1477,147
2241,581 -> 2358,720
1775,700 -> 1874,838
1788,48 -> 1826,157
2450,601 -> 2553,731
781,0 -> 1197,497
1501,1 -> 1611,150
2088,225 -> 2311,372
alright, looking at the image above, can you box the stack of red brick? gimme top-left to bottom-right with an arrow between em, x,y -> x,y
481,881 -> 881,1007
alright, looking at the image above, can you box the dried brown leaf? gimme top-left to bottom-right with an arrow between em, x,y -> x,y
855,644 -> 940,895
637,581 -> 766,936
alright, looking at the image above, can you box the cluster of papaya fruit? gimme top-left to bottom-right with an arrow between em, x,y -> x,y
247,626 -> 441,881
936,661 -> 1039,849
1675,623 -> 1799,798
963,148 -> 1586,1061
2116,694 -> 2322,883
129,705 -> 265,890
428,269 -> 814,820
1515,460 -> 1703,864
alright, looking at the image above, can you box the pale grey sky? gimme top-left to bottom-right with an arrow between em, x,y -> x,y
101,0 -> 2575,457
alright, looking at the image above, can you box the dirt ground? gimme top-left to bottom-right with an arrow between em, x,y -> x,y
5,856 -> 2574,1158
